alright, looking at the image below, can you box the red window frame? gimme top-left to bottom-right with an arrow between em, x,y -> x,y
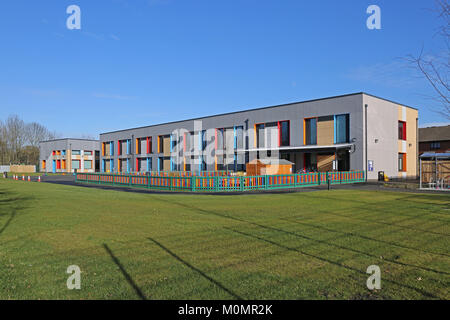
146,137 -> 152,154
398,121 -> 406,140
278,120 -> 290,147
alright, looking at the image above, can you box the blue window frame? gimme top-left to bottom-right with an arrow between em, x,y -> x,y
334,114 -> 350,144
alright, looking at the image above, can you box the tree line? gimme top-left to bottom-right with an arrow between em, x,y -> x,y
0,115 -> 59,166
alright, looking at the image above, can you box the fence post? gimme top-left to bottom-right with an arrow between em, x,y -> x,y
240,176 -> 244,191
191,176 -> 195,192
317,172 -> 320,186
214,176 -> 219,192
265,175 -> 268,190
327,172 -> 330,190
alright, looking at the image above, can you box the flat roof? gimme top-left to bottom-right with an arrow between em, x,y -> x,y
100,92 -> 418,135
39,138 -> 99,143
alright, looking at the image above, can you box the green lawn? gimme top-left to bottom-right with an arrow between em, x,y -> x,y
0,178 -> 448,300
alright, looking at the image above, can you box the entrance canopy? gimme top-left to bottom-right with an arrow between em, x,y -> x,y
243,143 -> 353,153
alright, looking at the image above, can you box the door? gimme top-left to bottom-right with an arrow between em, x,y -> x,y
52,160 -> 56,173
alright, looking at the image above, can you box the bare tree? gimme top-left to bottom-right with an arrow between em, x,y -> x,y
26,122 -> 58,147
0,115 -> 58,166
5,115 -> 26,163
406,0 -> 449,119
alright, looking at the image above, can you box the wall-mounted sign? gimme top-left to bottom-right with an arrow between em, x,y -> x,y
368,160 -> 374,172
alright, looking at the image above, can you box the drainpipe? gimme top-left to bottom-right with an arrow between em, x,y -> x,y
365,104 -> 368,181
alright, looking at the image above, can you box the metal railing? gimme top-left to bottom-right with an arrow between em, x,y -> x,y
76,171 -> 366,192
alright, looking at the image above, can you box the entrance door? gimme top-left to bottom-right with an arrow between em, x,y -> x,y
52,160 -> 56,173
337,150 -> 350,171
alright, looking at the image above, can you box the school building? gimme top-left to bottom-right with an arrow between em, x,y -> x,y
99,93 -> 418,180
39,138 -> 100,173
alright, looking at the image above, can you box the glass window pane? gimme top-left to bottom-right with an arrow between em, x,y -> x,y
336,114 -> 349,144
72,160 -> 80,169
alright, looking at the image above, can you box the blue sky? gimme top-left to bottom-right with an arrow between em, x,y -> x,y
0,0 -> 447,138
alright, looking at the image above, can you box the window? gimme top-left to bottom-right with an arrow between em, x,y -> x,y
72,150 -> 81,155
398,121 -> 406,140
84,150 -> 92,155
158,136 -> 164,153
335,114 -> 350,144
146,137 -> 152,154
200,156 -> 207,171
146,157 -> 152,171
84,160 -> 92,169
235,126 -> 244,149
201,130 -> 207,151
42,160 -> 46,169
431,142 -> 441,149
170,134 -> 178,152
126,140 -> 131,155
255,124 -> 265,148
52,150 -> 56,156
72,160 -> 80,169
304,118 -> 317,145
117,141 -> 122,156
279,121 -> 290,146
398,153 -> 406,172
216,129 -> 224,150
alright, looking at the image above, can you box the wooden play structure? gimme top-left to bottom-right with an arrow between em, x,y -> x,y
246,159 -> 294,176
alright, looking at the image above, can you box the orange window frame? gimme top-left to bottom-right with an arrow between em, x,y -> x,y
399,153 -> 407,172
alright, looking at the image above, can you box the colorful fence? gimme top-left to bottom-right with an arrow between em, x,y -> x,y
76,171 -> 365,192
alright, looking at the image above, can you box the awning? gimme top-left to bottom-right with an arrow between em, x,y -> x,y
241,143 -> 354,153
420,152 -> 450,159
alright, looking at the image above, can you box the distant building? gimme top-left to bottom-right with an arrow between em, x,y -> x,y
39,138 -> 100,173
99,92 -> 419,179
419,125 -> 450,155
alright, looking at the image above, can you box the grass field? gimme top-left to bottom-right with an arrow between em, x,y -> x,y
0,178 -> 448,300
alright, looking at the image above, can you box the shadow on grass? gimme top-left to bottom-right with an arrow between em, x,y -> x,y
316,203 -> 449,238
224,227 -> 440,299
279,217 -> 450,258
0,188 -> 33,237
156,197 -> 449,277
296,193 -> 449,237
103,243 -> 147,300
148,237 -> 243,300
